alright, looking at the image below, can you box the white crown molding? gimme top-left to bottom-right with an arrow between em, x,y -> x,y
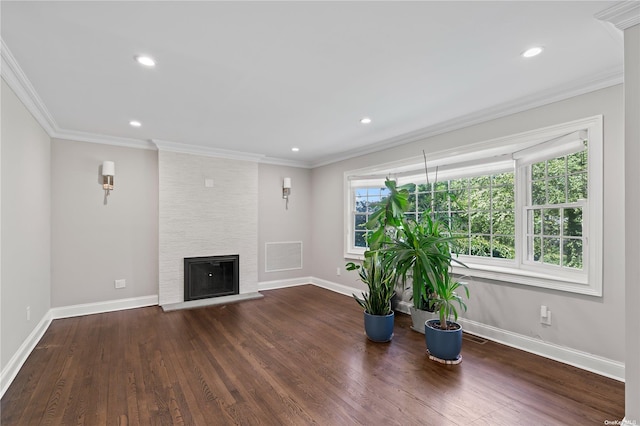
0,34 -> 624,168
53,129 -> 157,151
311,66 -> 623,168
0,38 -> 57,135
258,156 -> 313,168
595,1 -> 640,30
153,138 -> 267,162
153,138 -> 312,167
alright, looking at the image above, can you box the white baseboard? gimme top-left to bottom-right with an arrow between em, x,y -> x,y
1,310 -> 53,398
309,277 -> 625,382
258,277 -> 313,291
310,277 -> 364,298
459,317 -> 625,382
49,295 -> 158,319
1,295 -> 159,399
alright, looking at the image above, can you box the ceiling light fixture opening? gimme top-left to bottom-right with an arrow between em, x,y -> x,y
291,147 -> 300,152
129,120 -> 142,127
360,117 -> 372,124
522,46 -> 543,58
135,55 -> 156,67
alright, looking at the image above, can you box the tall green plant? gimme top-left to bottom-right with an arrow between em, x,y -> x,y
346,252 -> 395,316
364,179 -> 409,251
429,273 -> 469,330
381,214 -> 462,310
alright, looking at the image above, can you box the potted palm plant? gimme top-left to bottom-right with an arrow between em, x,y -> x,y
424,272 -> 469,362
346,251 -> 396,342
364,179 -> 465,333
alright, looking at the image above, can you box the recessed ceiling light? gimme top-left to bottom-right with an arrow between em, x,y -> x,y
522,46 -> 543,58
360,117 -> 372,124
129,120 -> 142,127
134,55 -> 156,67
291,147 -> 300,152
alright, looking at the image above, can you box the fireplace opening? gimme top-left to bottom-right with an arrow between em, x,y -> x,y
184,255 -> 239,301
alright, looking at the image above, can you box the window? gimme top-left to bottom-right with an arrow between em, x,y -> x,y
353,186 -> 389,248
525,146 -> 587,270
345,116 -> 603,295
401,173 -> 516,260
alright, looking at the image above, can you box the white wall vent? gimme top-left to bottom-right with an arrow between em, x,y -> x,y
265,241 -> 303,272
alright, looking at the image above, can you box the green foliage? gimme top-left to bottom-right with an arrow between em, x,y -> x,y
381,214 -> 463,310
355,178 -> 468,311
346,252 -> 395,316
429,273 -> 469,330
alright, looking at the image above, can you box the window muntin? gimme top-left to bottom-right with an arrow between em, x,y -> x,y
353,186 -> 389,248
525,144 -> 587,271
400,173 -> 516,260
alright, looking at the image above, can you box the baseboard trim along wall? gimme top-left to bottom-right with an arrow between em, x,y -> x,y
316,279 -> 625,382
458,317 -> 625,382
0,310 -> 53,398
258,277 -> 314,291
0,294 -> 158,399
1,280 -> 625,399
49,295 -> 159,319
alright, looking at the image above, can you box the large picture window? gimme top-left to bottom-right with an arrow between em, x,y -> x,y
344,116 -> 603,296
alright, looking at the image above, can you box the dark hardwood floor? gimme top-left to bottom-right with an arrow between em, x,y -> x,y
1,285 -> 624,425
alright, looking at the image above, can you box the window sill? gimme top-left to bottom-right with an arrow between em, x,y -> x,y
452,262 -> 600,296
345,252 -> 600,296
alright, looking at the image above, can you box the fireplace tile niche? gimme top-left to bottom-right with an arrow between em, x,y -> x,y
184,255 -> 240,301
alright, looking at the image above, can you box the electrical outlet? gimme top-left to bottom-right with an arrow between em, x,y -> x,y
26,306 -> 30,321
336,267 -> 341,276
115,279 -> 126,289
540,305 -> 552,325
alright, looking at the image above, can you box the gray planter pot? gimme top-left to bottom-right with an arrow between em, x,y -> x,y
409,306 -> 438,334
363,311 -> 394,342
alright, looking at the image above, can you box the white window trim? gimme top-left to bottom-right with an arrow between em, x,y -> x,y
344,115 -> 603,296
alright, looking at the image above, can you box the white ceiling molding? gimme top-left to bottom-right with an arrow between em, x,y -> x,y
310,66 -> 623,168
153,139 -> 267,163
1,38 -> 57,135
1,37 -> 156,152
595,1 -> 640,30
53,129 -> 156,151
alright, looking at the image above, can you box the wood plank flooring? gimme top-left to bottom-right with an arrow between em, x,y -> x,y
1,285 -> 624,425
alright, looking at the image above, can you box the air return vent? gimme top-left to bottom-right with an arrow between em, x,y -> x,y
265,241 -> 303,272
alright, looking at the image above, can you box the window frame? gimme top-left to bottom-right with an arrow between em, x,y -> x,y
344,115 -> 603,296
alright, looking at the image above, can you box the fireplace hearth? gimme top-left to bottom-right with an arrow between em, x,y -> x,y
184,255 -> 239,301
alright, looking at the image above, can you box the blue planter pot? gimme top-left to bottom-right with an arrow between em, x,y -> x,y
424,319 -> 462,360
364,311 -> 394,342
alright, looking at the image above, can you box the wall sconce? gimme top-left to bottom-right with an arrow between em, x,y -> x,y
283,177 -> 291,209
102,161 -> 115,197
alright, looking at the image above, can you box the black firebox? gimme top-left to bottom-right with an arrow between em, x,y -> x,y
184,255 -> 239,301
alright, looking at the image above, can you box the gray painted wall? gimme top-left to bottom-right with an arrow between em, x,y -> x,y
257,164 -> 312,283
311,84 -> 625,362
50,138 -> 159,307
624,23 -> 640,422
1,80 -> 51,371
158,151 -> 258,305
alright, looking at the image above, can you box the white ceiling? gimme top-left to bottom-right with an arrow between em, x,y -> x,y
0,1 -> 624,167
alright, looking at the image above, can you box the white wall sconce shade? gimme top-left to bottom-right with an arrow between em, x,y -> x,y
283,177 -> 291,209
102,161 -> 115,197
